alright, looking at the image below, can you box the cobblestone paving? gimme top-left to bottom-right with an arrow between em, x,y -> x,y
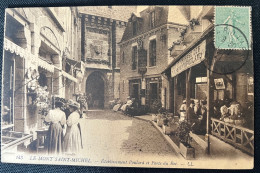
82,110 -> 177,158
120,118 -> 177,157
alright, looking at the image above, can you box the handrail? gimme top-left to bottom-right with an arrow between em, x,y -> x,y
211,118 -> 254,134
211,118 -> 254,155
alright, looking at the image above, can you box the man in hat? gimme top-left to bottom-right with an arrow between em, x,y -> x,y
220,99 -> 230,121
194,99 -> 201,116
198,100 -> 207,134
187,100 -> 198,130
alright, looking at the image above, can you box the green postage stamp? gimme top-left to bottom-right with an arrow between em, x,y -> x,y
215,6 -> 251,50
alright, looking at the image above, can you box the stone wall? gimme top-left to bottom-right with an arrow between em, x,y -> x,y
78,6 -> 137,22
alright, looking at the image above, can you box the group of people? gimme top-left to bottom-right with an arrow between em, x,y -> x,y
179,99 -> 207,134
44,97 -> 84,155
112,96 -> 139,116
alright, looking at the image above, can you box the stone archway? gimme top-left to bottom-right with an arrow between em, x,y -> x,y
86,71 -> 105,109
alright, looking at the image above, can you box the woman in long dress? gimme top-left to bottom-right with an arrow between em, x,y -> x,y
45,101 -> 66,154
63,100 -> 82,155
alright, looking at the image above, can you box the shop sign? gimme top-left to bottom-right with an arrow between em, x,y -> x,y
171,40 -> 206,77
214,78 -> 225,89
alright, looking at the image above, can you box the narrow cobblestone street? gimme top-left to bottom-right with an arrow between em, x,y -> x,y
78,110 -> 178,161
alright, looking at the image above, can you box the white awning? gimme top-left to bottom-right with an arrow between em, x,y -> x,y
62,71 -> 78,83
37,57 -> 55,73
4,38 -> 30,58
4,38 -> 55,73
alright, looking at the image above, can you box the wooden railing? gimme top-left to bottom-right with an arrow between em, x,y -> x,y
211,118 -> 254,155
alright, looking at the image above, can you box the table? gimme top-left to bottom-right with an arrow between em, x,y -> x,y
36,128 -> 48,153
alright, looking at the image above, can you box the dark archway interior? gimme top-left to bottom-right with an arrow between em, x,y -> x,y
86,72 -> 105,109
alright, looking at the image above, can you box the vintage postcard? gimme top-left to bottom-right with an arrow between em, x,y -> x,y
1,6 -> 254,169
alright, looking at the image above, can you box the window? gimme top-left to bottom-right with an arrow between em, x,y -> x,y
122,51 -> 125,64
122,80 -> 125,92
132,46 -> 137,70
150,11 -> 155,28
2,59 -> 15,128
149,39 -> 156,66
133,21 -> 137,35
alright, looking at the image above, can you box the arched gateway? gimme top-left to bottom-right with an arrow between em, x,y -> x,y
86,71 -> 105,109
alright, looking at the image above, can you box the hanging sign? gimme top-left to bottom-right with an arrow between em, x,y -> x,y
138,48 -> 147,75
214,78 -> 225,89
171,40 -> 206,77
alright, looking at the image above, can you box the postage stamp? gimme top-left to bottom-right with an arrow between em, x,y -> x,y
215,6 -> 251,50
1,6 -> 254,170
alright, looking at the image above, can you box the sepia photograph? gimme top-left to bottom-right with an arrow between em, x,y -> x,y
1,5 -> 254,169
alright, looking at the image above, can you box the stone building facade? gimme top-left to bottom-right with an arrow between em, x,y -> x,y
77,6 -> 136,109
119,6 -> 188,110
2,7 -> 80,144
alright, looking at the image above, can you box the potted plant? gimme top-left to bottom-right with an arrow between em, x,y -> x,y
164,115 -> 179,135
177,121 -> 195,159
157,107 -> 167,127
161,111 -> 174,134
150,99 -> 162,122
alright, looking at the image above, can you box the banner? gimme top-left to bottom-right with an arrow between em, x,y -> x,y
171,40 -> 206,77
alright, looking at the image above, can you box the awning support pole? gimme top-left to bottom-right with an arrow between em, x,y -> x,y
186,68 -> 191,122
206,66 -> 211,155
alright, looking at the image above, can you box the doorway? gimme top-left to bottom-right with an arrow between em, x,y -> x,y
132,83 -> 140,100
86,72 -> 105,109
149,82 -> 159,105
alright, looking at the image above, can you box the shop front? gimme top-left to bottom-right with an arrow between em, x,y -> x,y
163,26 -> 254,155
2,39 -> 33,153
2,37 -> 59,154
128,76 -> 162,110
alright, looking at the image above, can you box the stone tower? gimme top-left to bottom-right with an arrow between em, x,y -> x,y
77,6 -> 137,109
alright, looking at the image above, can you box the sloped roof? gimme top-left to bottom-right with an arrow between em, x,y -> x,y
120,6 -> 189,43
132,12 -> 141,18
168,6 -> 189,25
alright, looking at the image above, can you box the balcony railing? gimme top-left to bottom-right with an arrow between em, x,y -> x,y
211,118 -> 254,155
